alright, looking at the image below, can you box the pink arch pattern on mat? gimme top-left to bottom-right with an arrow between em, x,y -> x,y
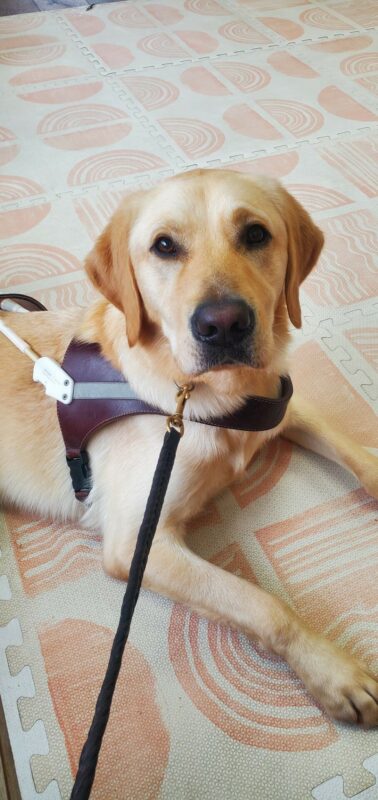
19,81 -> 103,105
0,180 -> 51,239
267,51 -> 318,78
108,5 -> 155,29
38,104 -> 130,134
340,53 -> 378,76
0,175 -> 45,202
284,184 -> 352,211
330,0 -> 378,27
307,34 -> 373,52
39,620 -> 170,797
181,66 -> 230,95
185,0 -> 230,14
91,42 -> 134,69
0,33 -> 58,50
65,12 -> 105,36
158,117 -> 225,157
0,204 -> 51,239
10,65 -> 88,85
224,151 -> 299,177
223,103 -> 282,140
169,602 -> 337,750
137,32 -> 188,58
357,75 -> 378,95
122,75 -> 179,109
176,30 -> 219,53
68,150 -> 167,186
318,86 -> 377,120
257,99 -> 324,137
0,14 -> 43,34
239,0 -> 310,6
146,4 -> 184,24
43,123 -> 132,151
0,243 -> 81,285
219,20 -> 271,44
0,43 -> 66,65
0,126 -> 19,167
215,61 -> 271,91
258,16 -> 303,39
299,7 -> 351,30
0,144 -> 19,167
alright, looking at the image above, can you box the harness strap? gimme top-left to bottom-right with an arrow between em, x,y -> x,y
58,339 -> 293,502
57,340 -> 162,500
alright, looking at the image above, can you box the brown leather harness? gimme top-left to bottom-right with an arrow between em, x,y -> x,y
1,294 -> 293,502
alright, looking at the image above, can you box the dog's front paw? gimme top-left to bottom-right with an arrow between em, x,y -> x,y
295,636 -> 378,726
319,661 -> 378,727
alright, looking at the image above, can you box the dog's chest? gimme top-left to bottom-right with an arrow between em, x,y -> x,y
184,422 -> 265,485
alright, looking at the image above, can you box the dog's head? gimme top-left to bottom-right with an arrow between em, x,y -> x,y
85,170 -> 323,379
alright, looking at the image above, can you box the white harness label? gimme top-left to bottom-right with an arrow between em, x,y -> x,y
33,357 -> 74,404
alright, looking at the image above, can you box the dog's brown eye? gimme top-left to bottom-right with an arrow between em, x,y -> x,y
243,224 -> 270,248
152,236 -> 178,258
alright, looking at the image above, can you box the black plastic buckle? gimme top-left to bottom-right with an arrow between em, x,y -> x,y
66,450 -> 92,499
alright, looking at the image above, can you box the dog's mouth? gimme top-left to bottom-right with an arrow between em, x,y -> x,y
192,337 -> 260,375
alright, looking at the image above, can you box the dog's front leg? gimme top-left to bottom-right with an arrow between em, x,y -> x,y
283,395 -> 378,498
103,524 -> 378,726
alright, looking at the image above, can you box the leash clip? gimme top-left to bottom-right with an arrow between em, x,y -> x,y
166,383 -> 194,436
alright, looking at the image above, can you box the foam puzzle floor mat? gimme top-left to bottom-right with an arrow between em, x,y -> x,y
0,0 -> 377,797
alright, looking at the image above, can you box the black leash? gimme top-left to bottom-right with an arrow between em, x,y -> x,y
70,386 -> 192,799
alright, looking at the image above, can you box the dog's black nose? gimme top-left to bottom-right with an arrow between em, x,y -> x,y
191,300 -> 254,346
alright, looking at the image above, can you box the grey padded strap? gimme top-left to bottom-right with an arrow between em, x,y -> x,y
73,382 -> 140,400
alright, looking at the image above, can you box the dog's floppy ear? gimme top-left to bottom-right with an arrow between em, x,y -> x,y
85,204 -> 143,347
275,186 -> 324,328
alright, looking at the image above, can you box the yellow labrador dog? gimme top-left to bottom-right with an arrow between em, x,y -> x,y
1,170 -> 377,725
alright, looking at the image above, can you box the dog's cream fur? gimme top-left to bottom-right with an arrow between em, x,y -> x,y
1,170 -> 377,725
